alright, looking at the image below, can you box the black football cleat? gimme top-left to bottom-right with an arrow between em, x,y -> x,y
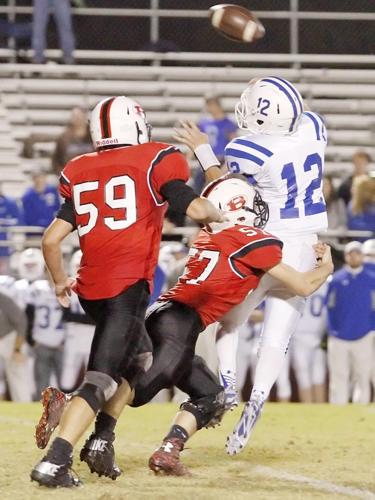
80,432 -> 122,480
30,459 -> 81,488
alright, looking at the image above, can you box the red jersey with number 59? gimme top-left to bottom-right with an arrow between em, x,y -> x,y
59,142 -> 190,300
161,225 -> 283,326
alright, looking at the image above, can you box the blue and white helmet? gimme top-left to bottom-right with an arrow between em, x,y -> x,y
235,77 -> 304,136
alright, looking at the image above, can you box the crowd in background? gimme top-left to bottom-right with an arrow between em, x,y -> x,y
1,235 -> 374,405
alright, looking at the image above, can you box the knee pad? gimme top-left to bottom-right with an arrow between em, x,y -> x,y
76,370 -> 118,413
180,389 -> 225,430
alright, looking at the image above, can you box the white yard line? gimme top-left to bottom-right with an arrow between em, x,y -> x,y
253,465 -> 375,499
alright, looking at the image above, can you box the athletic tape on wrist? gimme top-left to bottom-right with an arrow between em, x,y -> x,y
194,144 -> 220,171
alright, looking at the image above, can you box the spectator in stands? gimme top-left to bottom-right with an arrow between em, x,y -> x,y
0,186 -> 23,272
21,170 -> 60,229
363,239 -> 375,272
51,106 -> 92,175
194,94 -> 237,191
323,175 -> 347,231
338,151 -> 371,206
32,0 -> 76,64
347,175 -> 375,236
198,94 -> 238,161
326,241 -> 374,404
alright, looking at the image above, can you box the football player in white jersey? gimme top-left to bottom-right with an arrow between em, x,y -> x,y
60,250 -> 95,392
0,250 -> 43,402
18,248 -> 66,399
175,76 -> 328,454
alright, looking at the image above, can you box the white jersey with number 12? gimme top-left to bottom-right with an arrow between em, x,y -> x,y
225,112 -> 328,237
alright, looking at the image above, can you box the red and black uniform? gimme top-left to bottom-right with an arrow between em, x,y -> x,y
132,225 -> 283,410
161,225 -> 282,326
58,142 -> 195,300
56,142 -> 198,394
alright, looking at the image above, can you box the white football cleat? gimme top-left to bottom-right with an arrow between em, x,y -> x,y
219,371 -> 239,411
226,396 -> 264,455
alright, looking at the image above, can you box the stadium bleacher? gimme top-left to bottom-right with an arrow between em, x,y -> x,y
0,61 -> 375,197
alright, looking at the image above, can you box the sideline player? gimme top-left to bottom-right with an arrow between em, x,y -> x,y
31,95 -> 226,488
35,176 -> 333,477
291,283 -> 328,403
174,76 -> 329,454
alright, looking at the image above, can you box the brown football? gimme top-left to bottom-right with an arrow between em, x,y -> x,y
209,4 -> 265,43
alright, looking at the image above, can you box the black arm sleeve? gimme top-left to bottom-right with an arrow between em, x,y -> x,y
56,198 -> 76,228
160,180 -> 198,214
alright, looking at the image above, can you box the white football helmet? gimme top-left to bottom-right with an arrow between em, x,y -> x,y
201,176 -> 269,233
235,77 -> 304,135
362,239 -> 375,261
69,249 -> 82,277
90,96 -> 151,149
18,248 -> 44,281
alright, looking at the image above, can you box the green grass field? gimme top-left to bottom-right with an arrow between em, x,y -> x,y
0,402 -> 374,500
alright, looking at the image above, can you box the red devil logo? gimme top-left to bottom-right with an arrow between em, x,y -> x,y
226,195 -> 246,211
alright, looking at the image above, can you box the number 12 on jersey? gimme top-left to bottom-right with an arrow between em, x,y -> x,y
280,153 -> 325,219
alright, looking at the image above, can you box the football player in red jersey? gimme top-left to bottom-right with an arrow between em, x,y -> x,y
139,176 -> 333,475
36,176 -> 333,478
31,96 -> 226,488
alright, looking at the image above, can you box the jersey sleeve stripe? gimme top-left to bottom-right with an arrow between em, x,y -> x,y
233,138 -> 273,157
228,238 -> 283,279
225,147 -> 265,166
270,76 -> 304,113
314,113 -> 327,141
262,78 -> 298,133
147,146 -> 179,206
304,112 -> 320,140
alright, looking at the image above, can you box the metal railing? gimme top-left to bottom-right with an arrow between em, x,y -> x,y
0,226 -> 373,252
2,0 -> 375,59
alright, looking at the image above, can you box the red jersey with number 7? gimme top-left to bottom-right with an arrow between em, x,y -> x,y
161,225 -> 283,326
59,142 -> 190,300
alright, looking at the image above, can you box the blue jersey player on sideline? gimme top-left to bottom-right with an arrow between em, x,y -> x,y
174,76 -> 328,454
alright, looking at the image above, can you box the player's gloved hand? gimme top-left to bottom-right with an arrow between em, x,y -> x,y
173,120 -> 209,151
55,277 -> 75,308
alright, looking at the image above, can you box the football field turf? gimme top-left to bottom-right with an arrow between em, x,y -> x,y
0,402 -> 374,500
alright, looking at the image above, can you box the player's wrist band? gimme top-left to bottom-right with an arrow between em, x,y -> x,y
194,144 -> 221,171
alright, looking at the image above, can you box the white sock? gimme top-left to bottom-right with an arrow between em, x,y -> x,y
251,343 -> 288,400
216,327 -> 239,388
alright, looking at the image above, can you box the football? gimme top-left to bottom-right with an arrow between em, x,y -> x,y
209,4 -> 265,43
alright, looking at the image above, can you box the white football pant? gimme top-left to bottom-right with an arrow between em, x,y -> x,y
60,323 -> 95,390
219,234 -> 318,400
0,331 -> 33,401
328,334 -> 373,404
